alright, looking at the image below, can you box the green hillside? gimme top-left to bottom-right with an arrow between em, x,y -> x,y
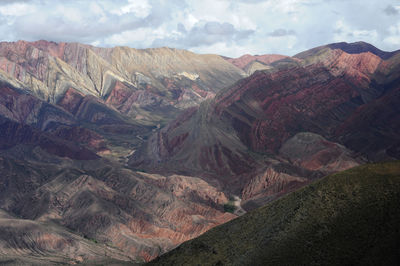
150,161 -> 400,266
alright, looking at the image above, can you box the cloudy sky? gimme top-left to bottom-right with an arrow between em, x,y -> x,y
0,0 -> 399,57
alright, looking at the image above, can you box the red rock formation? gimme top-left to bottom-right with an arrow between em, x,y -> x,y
131,42 -> 400,207
1,40 -> 399,264
51,126 -> 108,152
215,50 -> 390,154
57,87 -> 85,114
0,155 -> 235,262
0,81 -> 105,159
279,132 -> 359,172
241,167 -> 308,202
0,40 -> 244,124
0,118 -> 99,160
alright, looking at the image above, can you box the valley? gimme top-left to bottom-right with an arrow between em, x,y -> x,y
0,40 -> 399,264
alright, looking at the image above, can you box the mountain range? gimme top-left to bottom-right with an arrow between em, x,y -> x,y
0,40 -> 399,264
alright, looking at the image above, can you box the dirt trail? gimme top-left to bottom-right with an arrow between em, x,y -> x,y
233,196 -> 246,216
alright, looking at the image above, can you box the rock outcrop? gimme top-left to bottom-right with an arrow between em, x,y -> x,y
0,154 -> 235,263
131,42 -> 400,209
1,40 -> 399,264
0,40 -> 245,263
0,40 -> 245,124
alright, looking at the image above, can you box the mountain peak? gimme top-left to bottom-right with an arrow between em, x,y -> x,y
327,41 -> 399,59
295,41 -> 399,60
1,39 -> 400,264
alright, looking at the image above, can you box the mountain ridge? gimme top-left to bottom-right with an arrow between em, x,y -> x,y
130,41 -> 400,209
0,40 -> 399,263
294,41 -> 400,60
150,161 -> 400,266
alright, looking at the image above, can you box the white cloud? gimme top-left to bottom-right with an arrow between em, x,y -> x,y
151,21 -> 254,50
105,27 -> 167,48
191,42 -> 258,57
384,4 -> 400,16
111,0 -> 151,18
0,0 -> 399,57
0,2 -> 34,16
383,23 -> 400,46
383,35 -> 400,46
333,19 -> 378,44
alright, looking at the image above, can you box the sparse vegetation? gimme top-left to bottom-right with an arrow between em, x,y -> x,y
150,161 -> 400,266
223,196 -> 237,213
223,202 -> 236,213
83,235 -> 98,244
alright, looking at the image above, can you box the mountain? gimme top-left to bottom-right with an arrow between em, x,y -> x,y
150,161 -> 400,266
225,54 -> 289,75
0,40 -> 245,123
130,41 -> 400,209
0,39 -> 248,181
0,147 -> 235,264
0,40 -> 399,264
0,40 -> 245,263
0,208 -> 131,265
295,41 -> 400,60
0,39 -> 247,169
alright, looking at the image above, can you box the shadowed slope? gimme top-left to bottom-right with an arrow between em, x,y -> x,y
0,209 -> 131,265
295,41 -> 400,60
130,42 -> 400,205
150,161 -> 400,266
0,40 -> 246,263
0,151 -> 235,263
1,41 -> 399,264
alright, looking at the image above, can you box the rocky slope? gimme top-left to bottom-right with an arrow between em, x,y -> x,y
226,54 -> 289,75
0,148 -> 235,263
0,40 -> 245,124
1,40 -> 399,264
0,40 -> 245,264
0,39 -> 246,174
131,42 -> 400,209
0,209 -> 130,265
150,161 -> 400,266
